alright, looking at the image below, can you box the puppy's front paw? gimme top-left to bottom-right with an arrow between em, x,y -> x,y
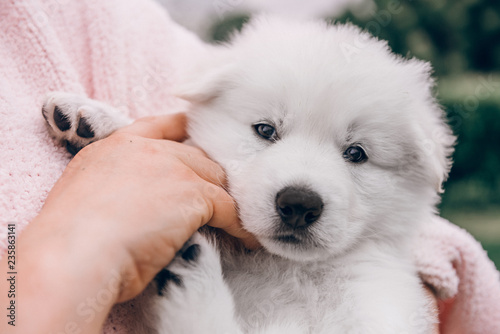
42,92 -> 131,154
154,233 -> 221,298
152,233 -> 241,334
154,242 -> 201,297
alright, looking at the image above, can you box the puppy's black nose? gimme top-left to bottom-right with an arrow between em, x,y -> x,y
276,187 -> 323,228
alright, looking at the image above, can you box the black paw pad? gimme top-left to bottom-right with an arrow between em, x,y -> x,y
154,268 -> 183,296
181,244 -> 200,262
53,106 -> 71,131
65,141 -> 82,155
76,117 -> 95,138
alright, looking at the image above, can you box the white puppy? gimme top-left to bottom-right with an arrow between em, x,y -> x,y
42,16 -> 455,334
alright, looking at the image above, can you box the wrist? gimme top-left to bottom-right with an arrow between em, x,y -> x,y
16,212 -> 125,333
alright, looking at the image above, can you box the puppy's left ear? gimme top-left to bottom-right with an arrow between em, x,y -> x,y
424,118 -> 456,193
419,78 -> 456,193
173,49 -> 235,104
174,66 -> 234,103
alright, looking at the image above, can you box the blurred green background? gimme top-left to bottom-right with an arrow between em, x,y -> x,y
207,0 -> 500,269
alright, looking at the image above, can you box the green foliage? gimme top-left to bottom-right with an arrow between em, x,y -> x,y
336,0 -> 500,76
210,14 -> 250,43
440,91 -> 500,208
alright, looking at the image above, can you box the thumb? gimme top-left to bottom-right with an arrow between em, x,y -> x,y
201,183 -> 261,250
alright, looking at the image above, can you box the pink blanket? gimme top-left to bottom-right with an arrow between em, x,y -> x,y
0,0 -> 499,332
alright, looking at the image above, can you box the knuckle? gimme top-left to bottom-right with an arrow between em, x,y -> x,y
172,166 -> 199,181
201,182 -> 222,199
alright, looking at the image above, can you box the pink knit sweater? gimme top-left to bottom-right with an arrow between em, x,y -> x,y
0,0 -> 499,333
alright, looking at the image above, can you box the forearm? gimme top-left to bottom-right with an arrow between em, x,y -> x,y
1,213 -> 122,334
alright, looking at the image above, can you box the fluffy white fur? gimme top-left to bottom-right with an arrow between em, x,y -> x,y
43,16 -> 455,334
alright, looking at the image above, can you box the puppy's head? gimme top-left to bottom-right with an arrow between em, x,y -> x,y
178,17 -> 455,261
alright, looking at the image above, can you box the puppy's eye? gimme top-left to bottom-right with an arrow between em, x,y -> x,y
343,145 -> 367,163
254,123 -> 278,141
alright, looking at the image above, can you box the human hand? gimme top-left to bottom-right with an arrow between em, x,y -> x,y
38,113 -> 258,300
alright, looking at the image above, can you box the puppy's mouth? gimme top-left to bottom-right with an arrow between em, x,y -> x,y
271,224 -> 313,245
274,234 -> 301,244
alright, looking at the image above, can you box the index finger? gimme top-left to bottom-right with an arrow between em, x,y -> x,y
117,113 -> 188,141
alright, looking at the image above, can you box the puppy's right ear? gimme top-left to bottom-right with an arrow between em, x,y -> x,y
174,64 -> 234,104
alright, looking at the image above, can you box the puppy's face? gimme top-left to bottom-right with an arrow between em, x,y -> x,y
182,18 -> 455,261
